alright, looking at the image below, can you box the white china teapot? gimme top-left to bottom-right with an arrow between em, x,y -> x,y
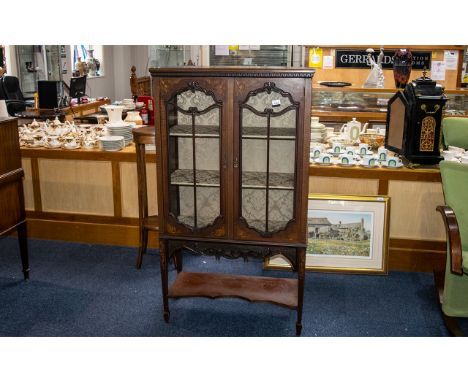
340,118 -> 368,141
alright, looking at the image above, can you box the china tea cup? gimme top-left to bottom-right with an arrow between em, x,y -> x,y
64,137 -> 78,148
83,139 -> 96,149
362,155 -> 378,167
377,147 -> 388,161
358,143 -> 370,155
442,150 -> 457,161
331,143 -> 343,154
448,146 -> 465,155
317,153 -> 332,164
310,146 -> 322,158
47,136 -> 61,148
339,154 -> 354,165
32,134 -> 45,147
386,157 -> 403,167
345,146 -> 356,155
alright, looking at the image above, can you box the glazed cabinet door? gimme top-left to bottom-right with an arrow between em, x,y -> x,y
158,78 -> 228,238
233,78 -> 308,243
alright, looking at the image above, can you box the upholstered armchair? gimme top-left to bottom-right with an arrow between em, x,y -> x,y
436,117 -> 468,335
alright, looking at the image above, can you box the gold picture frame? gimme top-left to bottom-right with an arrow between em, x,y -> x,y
265,194 -> 390,275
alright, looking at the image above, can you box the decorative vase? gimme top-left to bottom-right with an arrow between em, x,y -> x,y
86,49 -> 100,76
75,57 -> 87,77
393,49 -> 413,88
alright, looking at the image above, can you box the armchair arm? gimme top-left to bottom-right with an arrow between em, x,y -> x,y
436,205 -> 463,275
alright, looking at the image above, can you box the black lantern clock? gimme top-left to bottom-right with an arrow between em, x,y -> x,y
385,70 -> 448,165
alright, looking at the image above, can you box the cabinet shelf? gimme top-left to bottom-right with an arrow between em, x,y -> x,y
242,126 -> 296,140
245,219 -> 291,233
176,216 -> 218,228
242,171 -> 294,190
169,125 -> 220,138
170,169 -> 294,190
168,271 -> 298,309
170,169 -> 220,187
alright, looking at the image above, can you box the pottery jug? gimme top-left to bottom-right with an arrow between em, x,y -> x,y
340,118 -> 367,141
125,111 -> 143,125
102,105 -> 125,124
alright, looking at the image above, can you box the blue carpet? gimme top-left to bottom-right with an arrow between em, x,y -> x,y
1,236 -> 467,336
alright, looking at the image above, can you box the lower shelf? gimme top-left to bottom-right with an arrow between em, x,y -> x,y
168,271 -> 298,309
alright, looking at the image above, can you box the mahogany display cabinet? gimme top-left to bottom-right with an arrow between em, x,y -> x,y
150,67 -> 314,335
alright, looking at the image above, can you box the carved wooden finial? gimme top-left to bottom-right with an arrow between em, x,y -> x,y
130,65 -> 137,100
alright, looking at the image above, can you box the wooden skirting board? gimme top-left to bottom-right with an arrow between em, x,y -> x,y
23,215 -> 445,273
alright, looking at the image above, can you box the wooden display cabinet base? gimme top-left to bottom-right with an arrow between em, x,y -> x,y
159,238 -> 305,336
168,271 -> 299,308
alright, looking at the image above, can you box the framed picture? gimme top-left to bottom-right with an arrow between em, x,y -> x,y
265,194 -> 390,274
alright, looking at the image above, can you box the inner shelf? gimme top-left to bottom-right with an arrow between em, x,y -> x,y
167,125 -> 296,140
169,125 -> 220,137
242,126 -> 296,140
168,271 -> 299,309
170,169 -> 294,189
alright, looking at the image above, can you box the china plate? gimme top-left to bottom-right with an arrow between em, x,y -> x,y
326,149 -> 346,156
44,143 -> 62,149
337,162 -> 357,167
64,144 -> 80,150
359,163 -> 380,168
319,81 -> 352,87
381,161 -> 404,168
314,158 -> 334,166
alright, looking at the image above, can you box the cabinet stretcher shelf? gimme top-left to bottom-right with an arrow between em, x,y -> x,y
168,271 -> 298,309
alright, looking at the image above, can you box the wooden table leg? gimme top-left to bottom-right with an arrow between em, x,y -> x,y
17,221 -> 29,280
159,238 -> 170,323
296,247 -> 305,336
136,226 -> 148,269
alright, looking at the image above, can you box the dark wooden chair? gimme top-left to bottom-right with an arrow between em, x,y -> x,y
132,125 -> 158,268
130,66 -> 151,101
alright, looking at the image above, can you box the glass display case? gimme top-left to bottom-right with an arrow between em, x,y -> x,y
150,67 -> 314,335
312,86 -> 468,123
15,45 -> 62,98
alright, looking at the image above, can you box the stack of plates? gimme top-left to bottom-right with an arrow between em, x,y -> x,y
105,121 -> 134,145
99,136 -> 126,151
311,125 -> 327,143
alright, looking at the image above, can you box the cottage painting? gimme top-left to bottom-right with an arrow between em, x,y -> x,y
307,210 -> 373,258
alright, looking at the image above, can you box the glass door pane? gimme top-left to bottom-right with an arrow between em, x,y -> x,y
240,83 -> 298,236
167,83 -> 222,230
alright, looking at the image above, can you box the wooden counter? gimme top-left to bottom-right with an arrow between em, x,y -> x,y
20,145 -> 446,272
24,99 -> 111,122
20,144 -> 159,249
309,163 -> 445,272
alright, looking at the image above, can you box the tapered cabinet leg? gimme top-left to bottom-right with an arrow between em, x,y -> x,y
296,247 -> 305,336
136,227 -> 148,269
173,248 -> 183,273
159,239 -> 170,323
17,222 -> 29,280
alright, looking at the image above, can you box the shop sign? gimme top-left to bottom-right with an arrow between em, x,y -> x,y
335,50 -> 431,70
